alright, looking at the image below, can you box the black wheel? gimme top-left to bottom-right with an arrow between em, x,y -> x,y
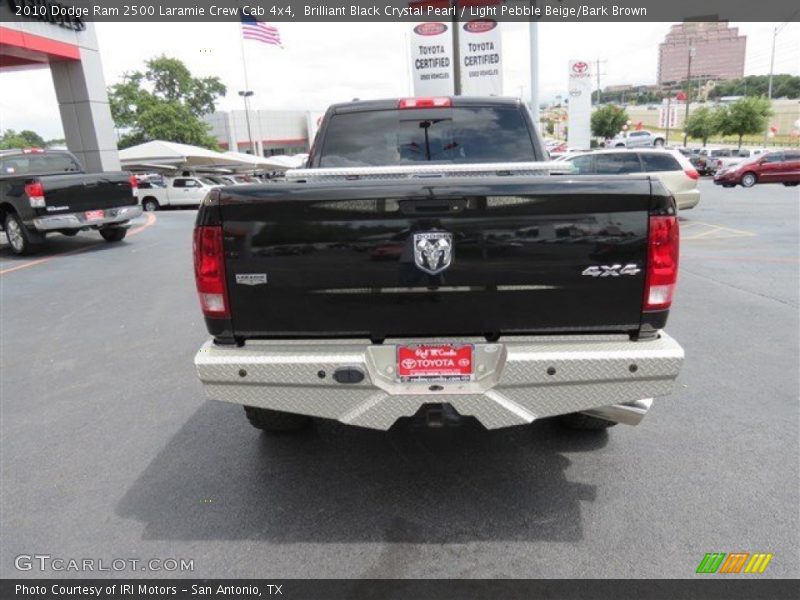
653,138 -> 665,147
61,230 -> 79,237
783,182 -> 798,187
4,212 -> 43,256
142,197 -> 159,212
100,227 -> 127,242
244,406 -> 311,433
557,413 -> 617,431
740,172 -> 757,188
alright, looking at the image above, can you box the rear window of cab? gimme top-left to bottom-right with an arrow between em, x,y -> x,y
568,152 -> 681,174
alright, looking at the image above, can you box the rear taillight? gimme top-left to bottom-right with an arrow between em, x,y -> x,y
193,226 -> 229,318
25,181 -> 45,208
398,97 -> 452,109
129,175 -> 138,196
684,168 -> 699,180
644,215 -> 679,311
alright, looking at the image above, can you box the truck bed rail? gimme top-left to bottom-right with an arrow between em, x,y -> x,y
285,161 -> 575,183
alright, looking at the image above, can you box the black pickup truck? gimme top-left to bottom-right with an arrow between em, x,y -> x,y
194,97 -> 684,434
0,149 -> 140,255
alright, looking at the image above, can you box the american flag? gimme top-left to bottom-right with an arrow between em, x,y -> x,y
240,14 -> 282,47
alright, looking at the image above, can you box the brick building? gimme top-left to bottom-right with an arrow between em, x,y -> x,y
658,22 -> 746,86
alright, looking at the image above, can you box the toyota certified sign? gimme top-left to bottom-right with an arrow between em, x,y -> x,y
410,19 -> 454,95
414,22 -> 447,36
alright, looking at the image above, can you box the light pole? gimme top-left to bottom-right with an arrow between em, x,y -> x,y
238,90 -> 256,155
529,15 -> 540,131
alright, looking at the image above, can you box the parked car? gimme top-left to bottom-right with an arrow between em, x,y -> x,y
192,96 -> 684,435
560,149 -> 700,210
608,130 -> 665,148
136,176 -> 221,211
550,147 -> 588,160
691,148 -> 733,175
714,149 -> 800,188
713,148 -> 768,173
0,148 -> 140,255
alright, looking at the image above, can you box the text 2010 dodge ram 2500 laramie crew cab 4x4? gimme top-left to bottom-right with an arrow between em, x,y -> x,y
193,97 -> 684,433
1,148 -> 140,255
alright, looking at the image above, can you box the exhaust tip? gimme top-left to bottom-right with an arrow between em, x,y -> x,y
581,398 -> 654,426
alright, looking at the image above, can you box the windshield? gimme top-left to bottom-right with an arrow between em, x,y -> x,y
319,106 -> 536,167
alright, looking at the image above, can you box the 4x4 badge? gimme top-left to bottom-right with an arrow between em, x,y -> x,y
582,264 -> 641,277
413,232 -> 453,275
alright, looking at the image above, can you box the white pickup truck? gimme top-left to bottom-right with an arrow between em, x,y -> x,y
712,148 -> 768,174
136,176 -> 221,212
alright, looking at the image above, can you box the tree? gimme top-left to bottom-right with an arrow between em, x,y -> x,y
0,129 -> 47,149
684,107 -> 718,146
591,105 -> 629,140
108,55 -> 226,149
714,97 -> 772,149
708,74 -> 800,100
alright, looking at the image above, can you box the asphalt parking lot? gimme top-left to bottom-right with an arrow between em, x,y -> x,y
1,179 -> 798,579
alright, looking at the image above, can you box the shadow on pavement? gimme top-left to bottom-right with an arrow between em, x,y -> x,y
0,234 -> 123,261
117,400 -> 604,544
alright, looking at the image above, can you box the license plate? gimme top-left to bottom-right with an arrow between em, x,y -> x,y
85,210 -> 104,221
397,344 -> 473,382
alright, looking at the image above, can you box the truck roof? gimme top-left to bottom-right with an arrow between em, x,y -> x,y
329,96 -> 524,114
0,148 -> 70,157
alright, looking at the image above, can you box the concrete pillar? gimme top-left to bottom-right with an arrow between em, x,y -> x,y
49,25 -> 119,172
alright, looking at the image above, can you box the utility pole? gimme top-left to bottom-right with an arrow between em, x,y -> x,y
682,39 -> 694,147
665,94 -> 672,145
595,57 -> 607,105
765,19 -> 791,143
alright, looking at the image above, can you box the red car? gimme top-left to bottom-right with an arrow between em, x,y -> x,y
714,149 -> 800,188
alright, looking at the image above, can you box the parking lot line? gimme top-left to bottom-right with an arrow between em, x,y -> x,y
681,220 -> 757,241
0,212 -> 157,276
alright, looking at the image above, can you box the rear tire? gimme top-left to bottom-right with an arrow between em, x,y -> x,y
142,197 -> 159,212
783,182 -> 798,187
653,138 -> 665,147
740,172 -> 757,188
100,227 -> 127,242
557,413 -> 617,431
4,212 -> 43,256
244,406 -> 311,433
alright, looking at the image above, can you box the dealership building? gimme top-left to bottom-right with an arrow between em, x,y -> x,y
0,1 -> 120,171
204,109 -> 319,157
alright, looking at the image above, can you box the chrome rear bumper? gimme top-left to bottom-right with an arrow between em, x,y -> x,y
33,205 -> 142,231
194,333 -> 684,430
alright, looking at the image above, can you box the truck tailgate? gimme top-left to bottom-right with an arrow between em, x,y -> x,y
217,176 -> 655,339
38,172 -> 135,213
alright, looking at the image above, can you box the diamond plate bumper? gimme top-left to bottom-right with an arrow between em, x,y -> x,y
194,333 -> 684,430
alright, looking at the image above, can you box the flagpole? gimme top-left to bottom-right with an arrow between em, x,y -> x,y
238,27 -> 256,155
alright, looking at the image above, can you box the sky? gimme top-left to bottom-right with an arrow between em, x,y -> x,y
0,21 -> 798,139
